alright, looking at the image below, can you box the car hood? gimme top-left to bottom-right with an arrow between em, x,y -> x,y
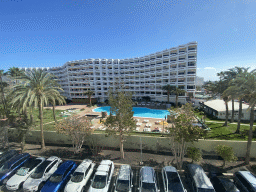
89,186 -> 108,192
65,182 -> 83,192
6,174 -> 27,186
23,177 -> 43,190
41,181 -> 61,192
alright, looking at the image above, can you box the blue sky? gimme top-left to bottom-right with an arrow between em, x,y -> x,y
1,0 -> 256,81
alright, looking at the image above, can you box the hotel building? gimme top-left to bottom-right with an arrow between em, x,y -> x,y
21,41 -> 197,103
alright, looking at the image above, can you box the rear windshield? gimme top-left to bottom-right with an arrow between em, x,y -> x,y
167,172 -> 180,183
30,161 -> 52,179
92,175 -> 107,189
0,162 -> 11,172
141,182 -> 156,192
219,177 -> 239,192
116,179 -> 129,192
49,174 -> 63,183
71,172 -> 84,183
22,158 -> 42,171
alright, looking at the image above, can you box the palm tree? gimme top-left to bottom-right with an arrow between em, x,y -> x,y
236,70 -> 256,164
84,89 -> 94,106
48,91 -> 66,123
171,86 -> 186,108
9,69 -> 64,150
0,70 -> 10,120
7,67 -> 24,86
162,84 -> 174,103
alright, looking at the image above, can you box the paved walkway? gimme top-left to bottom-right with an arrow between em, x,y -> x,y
205,120 -> 256,126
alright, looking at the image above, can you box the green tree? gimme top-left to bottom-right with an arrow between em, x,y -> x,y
171,86 -> 186,108
104,88 -> 136,159
220,67 -> 249,123
162,84 -> 174,103
187,147 -> 202,163
84,89 -> 94,106
236,70 -> 256,164
215,145 -> 237,167
55,115 -> 93,154
168,103 -> 206,169
7,67 -> 24,85
9,69 -> 64,150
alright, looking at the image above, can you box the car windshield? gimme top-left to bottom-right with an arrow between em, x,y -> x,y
219,177 -> 239,192
198,188 -> 215,192
92,175 -> 107,189
49,174 -> 63,183
22,158 -> 42,172
16,167 -> 30,176
0,162 -> 11,172
116,179 -> 129,192
30,161 -> 52,179
141,182 -> 156,192
71,172 -> 84,183
167,172 -> 180,183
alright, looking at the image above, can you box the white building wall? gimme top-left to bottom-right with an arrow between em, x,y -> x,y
21,42 -> 197,103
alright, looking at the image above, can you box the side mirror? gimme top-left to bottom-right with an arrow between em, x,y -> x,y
158,190 -> 160,192
131,184 -> 133,188
113,183 -> 115,186
90,179 -> 93,182
184,190 -> 187,192
137,188 -> 140,191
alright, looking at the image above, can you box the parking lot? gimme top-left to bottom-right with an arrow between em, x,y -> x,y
0,163 -> 193,192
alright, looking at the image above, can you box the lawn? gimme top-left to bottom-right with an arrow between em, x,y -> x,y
32,108 -> 65,126
205,122 -> 256,141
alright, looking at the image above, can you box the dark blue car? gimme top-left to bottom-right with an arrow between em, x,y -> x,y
0,153 -> 30,185
41,160 -> 77,192
0,150 -> 19,167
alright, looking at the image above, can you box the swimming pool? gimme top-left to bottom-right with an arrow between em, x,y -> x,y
93,106 -> 170,119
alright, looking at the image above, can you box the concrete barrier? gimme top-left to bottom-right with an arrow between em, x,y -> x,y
8,128 -> 256,158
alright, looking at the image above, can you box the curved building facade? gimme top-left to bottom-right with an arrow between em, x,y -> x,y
22,41 -> 197,103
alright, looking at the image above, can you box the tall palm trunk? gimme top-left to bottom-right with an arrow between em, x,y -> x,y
52,104 -> 57,123
39,98 -> 45,150
223,100 -> 228,126
89,97 -> 92,106
245,105 -> 254,164
231,99 -> 234,123
167,92 -> 170,103
175,95 -> 178,108
235,99 -> 243,134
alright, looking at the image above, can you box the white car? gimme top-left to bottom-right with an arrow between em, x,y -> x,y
64,159 -> 96,192
88,160 -> 114,192
6,157 -> 45,191
23,156 -> 62,192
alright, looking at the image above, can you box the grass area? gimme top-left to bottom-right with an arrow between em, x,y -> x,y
194,111 -> 225,122
205,122 -> 256,141
32,108 -> 65,126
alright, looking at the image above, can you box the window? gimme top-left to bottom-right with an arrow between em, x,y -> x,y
63,165 -> 73,178
84,164 -> 92,177
45,160 -> 58,173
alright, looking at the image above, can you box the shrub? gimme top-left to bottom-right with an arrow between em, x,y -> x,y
215,145 -> 237,167
187,147 -> 202,163
80,108 -> 85,111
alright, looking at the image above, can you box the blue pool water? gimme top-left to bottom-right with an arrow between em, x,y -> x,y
93,106 -> 170,119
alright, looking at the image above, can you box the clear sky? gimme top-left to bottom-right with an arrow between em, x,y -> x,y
1,0 -> 256,81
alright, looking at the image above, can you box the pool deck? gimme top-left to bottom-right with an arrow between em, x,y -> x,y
48,104 -> 171,133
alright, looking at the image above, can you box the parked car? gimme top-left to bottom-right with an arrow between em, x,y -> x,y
138,166 -> 159,192
40,160 -> 77,192
0,153 -> 30,185
64,159 -> 95,192
6,157 -> 45,191
209,170 -> 240,192
23,156 -> 63,192
234,171 -> 256,192
0,150 -> 19,167
185,163 -> 215,192
114,165 -> 133,192
162,166 -> 187,192
88,160 -> 114,192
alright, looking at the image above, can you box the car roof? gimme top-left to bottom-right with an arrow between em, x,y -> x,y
100,160 -> 112,166
55,161 -> 75,174
237,171 -> 256,185
141,166 -> 155,184
75,159 -> 93,173
117,165 -> 131,180
6,153 -> 30,166
46,156 -> 61,161
187,164 -> 214,189
163,166 -> 177,173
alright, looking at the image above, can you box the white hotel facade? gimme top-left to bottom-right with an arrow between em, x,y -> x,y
21,41 -> 197,103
